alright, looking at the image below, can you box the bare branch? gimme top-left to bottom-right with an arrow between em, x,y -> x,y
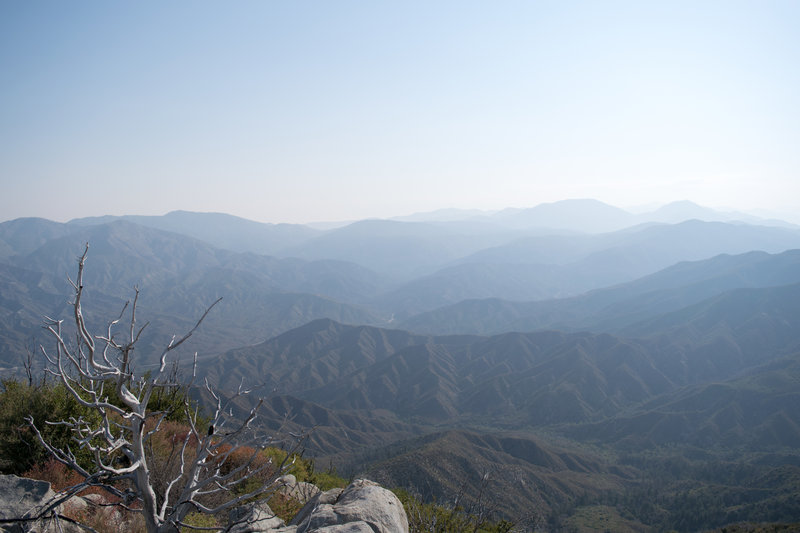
156,297 -> 222,373
29,246 -> 294,533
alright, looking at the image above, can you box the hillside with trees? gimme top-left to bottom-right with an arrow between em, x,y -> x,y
2,202 -> 800,531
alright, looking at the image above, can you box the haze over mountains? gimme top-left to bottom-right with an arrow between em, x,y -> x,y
2,198 -> 800,530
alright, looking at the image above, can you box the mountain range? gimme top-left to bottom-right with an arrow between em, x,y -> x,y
2,199 -> 800,530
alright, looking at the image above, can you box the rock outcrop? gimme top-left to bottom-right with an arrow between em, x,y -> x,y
2,474 -> 408,533
232,479 -> 408,533
0,475 -> 80,533
276,474 -> 321,505
229,501 -> 286,533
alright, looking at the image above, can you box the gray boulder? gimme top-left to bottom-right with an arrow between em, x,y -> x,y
0,475 -> 80,533
229,500 -> 286,533
288,479 -> 408,533
305,524 -> 374,533
276,474 -> 321,505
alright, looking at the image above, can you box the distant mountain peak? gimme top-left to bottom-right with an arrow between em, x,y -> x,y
538,198 -> 628,208
390,207 -> 494,222
650,201 -> 719,220
491,198 -> 636,233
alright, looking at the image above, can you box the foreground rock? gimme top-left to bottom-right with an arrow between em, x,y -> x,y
229,501 -> 286,533
2,474 -> 408,533
276,474 -> 321,504
232,479 -> 408,533
0,475 -> 80,533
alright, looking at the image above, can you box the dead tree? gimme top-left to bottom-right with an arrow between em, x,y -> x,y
26,244 -> 296,533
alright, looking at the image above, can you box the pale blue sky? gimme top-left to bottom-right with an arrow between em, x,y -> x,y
1,1 -> 798,223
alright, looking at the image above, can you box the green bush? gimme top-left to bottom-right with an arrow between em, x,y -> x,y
180,511 -> 219,533
0,379 -> 100,474
0,377 -> 200,476
304,458 -> 348,491
394,488 -> 514,533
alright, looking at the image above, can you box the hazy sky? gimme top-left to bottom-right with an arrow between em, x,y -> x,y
1,1 -> 799,224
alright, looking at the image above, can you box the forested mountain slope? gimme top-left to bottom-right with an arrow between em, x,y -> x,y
4,207 -> 800,530
401,249 -> 800,334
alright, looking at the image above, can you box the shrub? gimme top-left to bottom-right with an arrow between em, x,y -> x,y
394,488 -> 515,533
0,380 -> 99,474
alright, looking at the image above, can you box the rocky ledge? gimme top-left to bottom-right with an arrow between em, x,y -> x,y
234,478 -> 408,533
0,474 -> 409,533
